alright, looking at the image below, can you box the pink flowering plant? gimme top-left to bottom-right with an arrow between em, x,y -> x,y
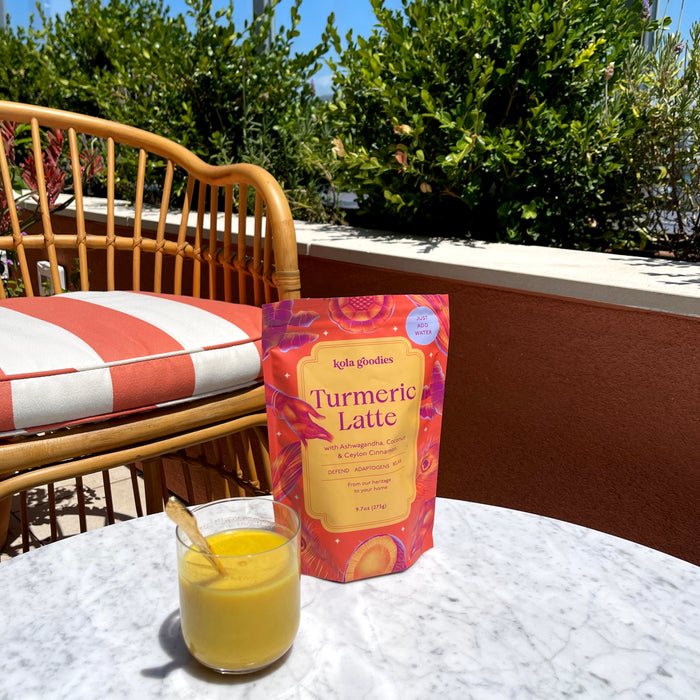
0,121 -> 104,290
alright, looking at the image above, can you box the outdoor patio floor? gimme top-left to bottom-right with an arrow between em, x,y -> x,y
0,466 -> 147,562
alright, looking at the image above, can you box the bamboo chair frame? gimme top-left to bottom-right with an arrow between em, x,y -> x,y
0,101 -> 299,552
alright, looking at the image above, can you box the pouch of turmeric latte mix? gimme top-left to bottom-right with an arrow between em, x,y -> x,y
262,295 -> 449,582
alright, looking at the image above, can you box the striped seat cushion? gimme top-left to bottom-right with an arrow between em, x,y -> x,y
0,291 -> 262,437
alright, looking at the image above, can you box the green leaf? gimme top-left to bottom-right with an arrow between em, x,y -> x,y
420,89 -> 435,113
521,201 -> 538,219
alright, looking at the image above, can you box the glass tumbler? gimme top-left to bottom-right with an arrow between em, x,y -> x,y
176,497 -> 301,674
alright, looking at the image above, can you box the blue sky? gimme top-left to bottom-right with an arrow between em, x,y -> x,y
4,0 -> 698,94
7,1 -> 698,43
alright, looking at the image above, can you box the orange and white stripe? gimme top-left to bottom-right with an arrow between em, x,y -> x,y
0,291 -> 262,436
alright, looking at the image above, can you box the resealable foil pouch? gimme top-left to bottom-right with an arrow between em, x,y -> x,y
262,294 -> 449,582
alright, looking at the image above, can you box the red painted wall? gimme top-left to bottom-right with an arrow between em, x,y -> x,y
299,256 -> 700,565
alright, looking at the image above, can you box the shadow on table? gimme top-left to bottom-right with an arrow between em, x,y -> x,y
141,609 -> 292,684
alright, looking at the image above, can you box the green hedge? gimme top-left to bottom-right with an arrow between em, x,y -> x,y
1,0 -> 698,258
327,0 -> 653,249
0,0 -> 338,221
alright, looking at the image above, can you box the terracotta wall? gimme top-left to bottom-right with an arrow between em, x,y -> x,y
298,255 -> 700,565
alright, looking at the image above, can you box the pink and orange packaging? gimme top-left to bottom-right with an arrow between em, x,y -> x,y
262,294 -> 449,582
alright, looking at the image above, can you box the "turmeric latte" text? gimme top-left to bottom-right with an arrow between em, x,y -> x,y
308,384 -> 418,431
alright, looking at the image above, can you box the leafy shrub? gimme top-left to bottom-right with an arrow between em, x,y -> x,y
327,0 -> 655,249
619,22 -> 700,261
3,0 -> 698,257
0,0 -> 339,220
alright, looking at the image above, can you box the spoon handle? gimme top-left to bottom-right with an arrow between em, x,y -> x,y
166,497 -> 226,576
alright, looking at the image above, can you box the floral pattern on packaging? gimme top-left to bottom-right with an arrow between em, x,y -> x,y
262,294 -> 449,582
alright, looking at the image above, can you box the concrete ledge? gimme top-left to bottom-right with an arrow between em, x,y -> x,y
293,221 -> 700,318
66,196 -> 700,318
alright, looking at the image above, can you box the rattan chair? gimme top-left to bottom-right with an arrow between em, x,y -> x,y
0,101 -> 299,554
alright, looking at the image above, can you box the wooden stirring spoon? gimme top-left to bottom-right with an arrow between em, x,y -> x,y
165,496 -> 227,576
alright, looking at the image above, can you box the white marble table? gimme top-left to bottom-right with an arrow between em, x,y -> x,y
1,497 -> 698,699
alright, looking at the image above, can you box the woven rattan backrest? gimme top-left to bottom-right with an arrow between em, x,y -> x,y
0,101 -> 300,303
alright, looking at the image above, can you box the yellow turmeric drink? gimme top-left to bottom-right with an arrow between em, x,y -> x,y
177,522 -> 300,674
